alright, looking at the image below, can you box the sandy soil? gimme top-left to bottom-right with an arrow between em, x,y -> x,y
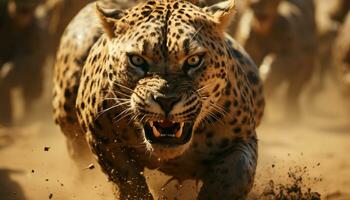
1,70 -> 350,200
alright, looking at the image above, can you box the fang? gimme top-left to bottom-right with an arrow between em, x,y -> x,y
175,123 -> 185,138
152,125 -> 161,137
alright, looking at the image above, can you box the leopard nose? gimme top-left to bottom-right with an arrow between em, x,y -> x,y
153,95 -> 181,115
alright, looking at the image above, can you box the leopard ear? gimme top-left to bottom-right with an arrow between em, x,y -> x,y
203,0 -> 236,31
95,3 -> 128,38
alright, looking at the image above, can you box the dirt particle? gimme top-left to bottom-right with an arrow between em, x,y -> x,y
44,147 -> 50,151
258,166 -> 322,200
48,193 -> 53,199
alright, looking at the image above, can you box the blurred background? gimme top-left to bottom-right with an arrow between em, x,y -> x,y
0,0 -> 349,199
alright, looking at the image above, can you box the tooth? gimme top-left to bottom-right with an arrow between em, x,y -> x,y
152,126 -> 161,137
175,123 -> 185,138
162,134 -> 171,137
175,130 -> 182,138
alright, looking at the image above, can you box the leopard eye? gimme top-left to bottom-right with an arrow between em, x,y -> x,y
128,54 -> 149,72
186,55 -> 201,67
183,53 -> 205,74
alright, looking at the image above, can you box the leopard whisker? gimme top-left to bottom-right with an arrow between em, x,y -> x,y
204,107 -> 226,125
207,111 -> 223,124
102,97 -> 130,101
139,114 -> 149,123
114,90 -> 132,98
197,109 -> 214,127
189,24 -> 204,44
114,108 -> 132,121
209,102 -> 228,115
105,87 -> 131,99
199,115 -> 212,127
128,113 -> 139,125
196,85 -> 210,93
197,85 -> 211,100
113,82 -> 134,93
95,101 -> 131,120
114,111 -> 134,124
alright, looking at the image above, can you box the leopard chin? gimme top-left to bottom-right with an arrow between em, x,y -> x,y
142,120 -> 194,160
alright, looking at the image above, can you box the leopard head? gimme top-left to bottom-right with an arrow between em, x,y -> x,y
97,0 -> 235,160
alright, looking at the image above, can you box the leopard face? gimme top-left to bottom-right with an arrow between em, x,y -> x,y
97,0 -> 235,160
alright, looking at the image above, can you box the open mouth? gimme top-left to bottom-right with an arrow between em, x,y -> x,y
144,120 -> 193,145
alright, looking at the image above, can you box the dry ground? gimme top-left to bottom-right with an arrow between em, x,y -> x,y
0,69 -> 350,200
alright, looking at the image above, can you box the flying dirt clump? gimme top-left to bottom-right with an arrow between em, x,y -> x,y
258,165 -> 321,200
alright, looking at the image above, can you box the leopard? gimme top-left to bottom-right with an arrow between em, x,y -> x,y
333,12 -> 350,100
53,0 -> 265,199
235,0 -> 317,120
0,0 -> 48,126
